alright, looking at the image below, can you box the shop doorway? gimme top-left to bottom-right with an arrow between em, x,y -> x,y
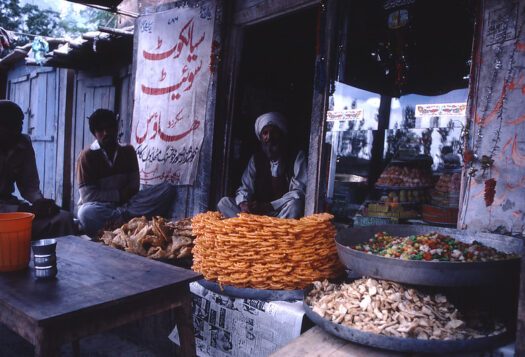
224,7 -> 318,198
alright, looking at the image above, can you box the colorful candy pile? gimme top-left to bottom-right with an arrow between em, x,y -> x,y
351,232 -> 519,262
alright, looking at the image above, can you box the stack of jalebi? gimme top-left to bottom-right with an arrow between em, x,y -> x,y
191,212 -> 344,290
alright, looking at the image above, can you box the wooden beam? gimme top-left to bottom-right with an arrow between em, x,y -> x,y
209,0 -> 243,206
234,0 -> 319,26
516,254 -> 525,355
98,26 -> 133,37
305,1 -> 335,215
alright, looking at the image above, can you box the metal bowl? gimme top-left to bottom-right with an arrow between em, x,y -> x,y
335,225 -> 523,286
197,279 -> 304,301
303,284 -> 512,353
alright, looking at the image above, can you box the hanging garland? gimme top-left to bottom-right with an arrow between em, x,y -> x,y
461,7 -> 522,211
484,178 -> 496,207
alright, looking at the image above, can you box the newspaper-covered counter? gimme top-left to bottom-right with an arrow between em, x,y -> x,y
170,282 -> 306,356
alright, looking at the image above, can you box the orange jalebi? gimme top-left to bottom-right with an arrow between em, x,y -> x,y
191,212 -> 344,290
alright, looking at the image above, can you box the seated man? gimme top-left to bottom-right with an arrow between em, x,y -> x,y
218,112 -> 307,219
0,100 -> 75,239
76,109 -> 175,236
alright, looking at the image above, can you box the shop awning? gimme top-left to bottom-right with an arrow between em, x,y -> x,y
66,0 -> 123,9
64,1 -> 137,18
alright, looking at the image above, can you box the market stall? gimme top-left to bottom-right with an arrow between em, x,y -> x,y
15,210 -> 519,356
296,225 -> 521,354
92,211 -> 344,356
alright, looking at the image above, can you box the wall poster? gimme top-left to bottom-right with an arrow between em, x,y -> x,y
132,2 -> 216,185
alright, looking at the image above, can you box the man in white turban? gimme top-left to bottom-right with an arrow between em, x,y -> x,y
217,112 -> 307,219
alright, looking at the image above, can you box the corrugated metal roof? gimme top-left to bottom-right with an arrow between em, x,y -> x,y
0,26 -> 133,71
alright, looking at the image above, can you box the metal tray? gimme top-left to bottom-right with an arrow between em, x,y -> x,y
303,284 -> 512,353
197,279 -> 303,301
375,185 -> 433,190
335,225 -> 522,286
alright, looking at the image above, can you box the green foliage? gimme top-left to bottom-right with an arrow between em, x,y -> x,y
0,0 -> 22,36
19,4 -> 60,44
57,17 -> 88,38
80,6 -> 117,28
0,0 -> 60,48
0,0 -> 116,54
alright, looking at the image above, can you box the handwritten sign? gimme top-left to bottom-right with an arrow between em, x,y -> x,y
415,103 -> 467,118
326,109 -> 364,122
132,3 -> 215,185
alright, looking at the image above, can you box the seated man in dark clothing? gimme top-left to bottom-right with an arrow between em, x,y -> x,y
0,100 -> 75,239
218,112 -> 307,219
76,109 -> 175,236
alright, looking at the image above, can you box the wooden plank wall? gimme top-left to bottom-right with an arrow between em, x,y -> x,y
29,72 -> 46,196
57,69 -> 74,209
8,73 -> 30,134
6,64 -> 65,204
43,70 -> 57,200
55,69 -> 66,207
70,73 -> 116,213
118,65 -> 133,144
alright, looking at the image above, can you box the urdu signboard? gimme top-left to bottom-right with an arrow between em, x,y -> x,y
132,2 -> 216,185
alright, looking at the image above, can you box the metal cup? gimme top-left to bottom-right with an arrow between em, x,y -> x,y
31,239 -> 57,255
34,265 -> 57,279
33,254 -> 56,267
31,239 -> 57,279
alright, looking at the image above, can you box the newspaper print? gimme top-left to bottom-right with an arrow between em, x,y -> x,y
170,282 -> 305,356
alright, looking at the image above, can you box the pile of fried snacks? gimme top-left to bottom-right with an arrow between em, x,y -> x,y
306,278 -> 506,340
98,216 -> 194,259
191,212 -> 344,290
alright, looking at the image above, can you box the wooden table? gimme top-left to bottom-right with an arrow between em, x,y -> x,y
0,235 -> 202,357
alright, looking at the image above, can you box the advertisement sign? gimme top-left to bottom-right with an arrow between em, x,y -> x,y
415,103 -> 467,118
326,109 -> 364,122
132,2 -> 216,184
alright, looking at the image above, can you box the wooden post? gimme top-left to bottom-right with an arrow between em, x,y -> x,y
34,328 -> 60,357
174,287 -> 197,357
516,255 -> 525,356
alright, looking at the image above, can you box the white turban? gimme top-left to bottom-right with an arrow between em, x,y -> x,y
254,112 -> 288,141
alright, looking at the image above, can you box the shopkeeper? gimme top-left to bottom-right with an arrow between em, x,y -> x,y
0,100 -> 75,239
218,112 -> 307,219
76,109 -> 175,236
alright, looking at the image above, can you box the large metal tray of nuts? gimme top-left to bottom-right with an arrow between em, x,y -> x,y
303,284 -> 512,353
336,225 -> 522,286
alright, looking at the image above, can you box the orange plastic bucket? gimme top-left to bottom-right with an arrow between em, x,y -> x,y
0,212 -> 35,272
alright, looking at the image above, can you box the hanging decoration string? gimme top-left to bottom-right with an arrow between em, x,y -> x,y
460,9 -> 522,218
